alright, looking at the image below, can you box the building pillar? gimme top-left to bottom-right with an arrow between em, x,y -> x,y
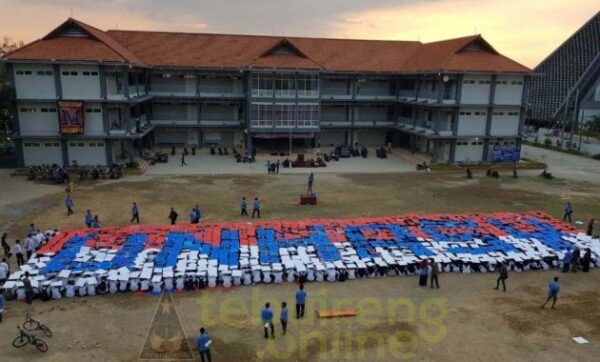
243,71 -> 253,151
436,78 -> 444,103
101,103 -> 110,134
483,75 -> 497,162
53,64 -> 62,99
61,139 -> 69,167
122,68 -> 130,99
15,139 -> 24,167
449,141 -> 456,163
196,72 -> 201,96
99,66 -> 107,100
3,63 -> 20,136
518,76 -> 530,137
124,106 -> 132,133
105,140 -> 113,166
134,70 -> 139,95
127,140 -> 134,162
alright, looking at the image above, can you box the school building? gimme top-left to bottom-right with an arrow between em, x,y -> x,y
2,18 -> 530,166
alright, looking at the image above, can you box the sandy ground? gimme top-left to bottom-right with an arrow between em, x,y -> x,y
1,170 -> 600,361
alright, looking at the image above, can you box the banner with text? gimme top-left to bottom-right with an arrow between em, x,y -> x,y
492,144 -> 521,162
58,101 -> 85,134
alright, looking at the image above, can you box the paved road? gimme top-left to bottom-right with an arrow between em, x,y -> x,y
521,144 -> 600,183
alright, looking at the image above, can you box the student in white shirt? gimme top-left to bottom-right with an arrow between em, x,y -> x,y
25,237 -> 36,260
0,258 -> 9,285
14,240 -> 24,266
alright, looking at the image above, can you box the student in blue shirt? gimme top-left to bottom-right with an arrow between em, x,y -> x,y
295,284 -> 307,318
252,198 -> 261,219
563,202 -> 573,223
130,202 -> 140,224
240,197 -> 248,216
65,195 -> 74,215
261,302 -> 275,339
541,276 -> 560,309
194,205 -> 201,223
85,210 -> 93,228
189,209 -> 198,224
196,327 -> 212,362
92,215 -> 100,229
280,302 -> 288,335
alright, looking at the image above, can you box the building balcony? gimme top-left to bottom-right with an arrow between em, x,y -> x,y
320,120 -> 352,127
320,93 -> 352,100
353,120 -> 395,127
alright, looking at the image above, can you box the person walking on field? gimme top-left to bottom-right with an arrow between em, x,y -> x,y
307,173 -> 314,193
65,194 -> 74,216
181,151 -> 187,166
168,207 -> 179,225
280,302 -> 288,335
85,210 -> 93,228
430,259 -> 440,289
563,202 -> 573,223
240,197 -> 248,216
14,240 -> 24,267
418,259 -> 429,286
541,277 -> 560,309
1,233 -> 10,258
261,302 -> 275,339
582,248 -> 592,272
252,198 -> 261,219
587,218 -> 595,236
295,284 -> 307,318
196,327 -> 212,362
494,261 -> 508,291
130,202 -> 140,224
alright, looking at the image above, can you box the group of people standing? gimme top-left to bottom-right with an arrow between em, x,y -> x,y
561,247 -> 593,273
417,259 -> 440,289
240,197 -> 261,218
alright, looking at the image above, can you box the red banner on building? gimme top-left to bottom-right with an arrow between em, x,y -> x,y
57,101 -> 85,134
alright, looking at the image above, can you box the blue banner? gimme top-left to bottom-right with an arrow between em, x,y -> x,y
492,144 -> 521,162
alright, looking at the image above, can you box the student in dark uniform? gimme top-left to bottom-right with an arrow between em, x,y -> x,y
130,202 -> 140,224
65,195 -> 74,215
168,207 -> 179,225
494,261 -> 508,291
240,197 -> 248,216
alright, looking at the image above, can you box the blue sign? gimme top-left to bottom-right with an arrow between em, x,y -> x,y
492,144 -> 521,162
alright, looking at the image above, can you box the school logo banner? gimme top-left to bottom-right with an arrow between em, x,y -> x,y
492,144 -> 521,162
58,101 -> 85,134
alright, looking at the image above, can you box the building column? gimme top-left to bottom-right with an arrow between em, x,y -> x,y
122,68 -> 130,99
101,103 -> 110,134
15,139 -> 24,167
61,139 -> 69,167
196,72 -> 201,96
124,106 -> 132,133
53,64 -> 62,99
449,141 -> 456,163
105,140 -> 113,166
243,71 -> 253,151
518,76 -> 530,137
99,66 -> 107,100
127,140 -> 134,162
3,63 -> 20,137
483,75 -> 497,162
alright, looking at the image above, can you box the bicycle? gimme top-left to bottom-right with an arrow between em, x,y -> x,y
12,326 -> 48,352
23,314 -> 53,337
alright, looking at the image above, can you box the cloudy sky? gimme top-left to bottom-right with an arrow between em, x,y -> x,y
0,0 -> 597,67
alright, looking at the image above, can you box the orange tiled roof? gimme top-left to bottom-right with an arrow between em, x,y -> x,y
4,18 -> 530,73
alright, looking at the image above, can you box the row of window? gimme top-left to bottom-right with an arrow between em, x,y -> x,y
459,111 -> 487,116
457,141 -> 484,146
250,103 -> 319,127
464,79 -> 523,85
69,142 -> 105,147
16,70 -> 53,76
493,111 -> 520,116
24,142 -> 60,147
62,71 -> 99,76
86,108 -> 102,113
251,74 -> 319,97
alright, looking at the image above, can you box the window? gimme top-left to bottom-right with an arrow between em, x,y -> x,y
94,109 -> 101,113
53,142 -> 60,147
463,80 -> 476,84
41,108 -> 49,112
297,104 -> 319,127
37,71 -> 45,75
44,142 -> 53,147
83,71 -> 90,76
91,71 -> 99,76
69,143 -> 77,147
62,71 -> 70,76
20,107 -> 37,113
24,70 -> 32,75
89,143 -> 96,147
70,71 -> 78,76
16,70 -> 24,75
493,112 -> 504,116
45,70 -> 53,76
275,75 -> 295,97
250,103 -> 273,127
274,104 -> 295,127
97,142 -> 104,147
297,75 -> 319,97
511,81 -> 523,85
77,143 -> 84,147
479,80 -> 491,84
49,108 -> 57,113
251,74 -> 274,97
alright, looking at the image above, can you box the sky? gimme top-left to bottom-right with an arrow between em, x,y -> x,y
0,0 -> 597,68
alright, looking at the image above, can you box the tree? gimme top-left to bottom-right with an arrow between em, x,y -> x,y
584,114 -> 600,136
0,36 -> 22,138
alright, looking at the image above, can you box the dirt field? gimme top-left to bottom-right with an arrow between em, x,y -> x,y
1,172 -> 600,361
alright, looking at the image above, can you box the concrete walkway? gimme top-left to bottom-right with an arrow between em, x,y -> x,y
521,144 -> 600,183
145,148 -> 416,175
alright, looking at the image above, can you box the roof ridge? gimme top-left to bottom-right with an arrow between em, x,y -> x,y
250,38 -> 325,70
